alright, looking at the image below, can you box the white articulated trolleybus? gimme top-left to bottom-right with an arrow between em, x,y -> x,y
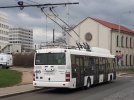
33,47 -> 116,89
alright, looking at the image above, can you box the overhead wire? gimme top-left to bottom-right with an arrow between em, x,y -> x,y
24,0 -> 79,44
0,2 -> 79,9
5,0 -> 79,45
49,7 -> 84,43
40,7 -> 77,44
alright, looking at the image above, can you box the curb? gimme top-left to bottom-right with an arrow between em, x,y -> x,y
116,73 -> 134,77
119,73 -> 128,76
0,88 -> 43,99
117,73 -> 128,76
16,83 -> 32,86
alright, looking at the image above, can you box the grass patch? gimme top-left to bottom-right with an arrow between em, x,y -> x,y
0,69 -> 22,88
118,68 -> 134,74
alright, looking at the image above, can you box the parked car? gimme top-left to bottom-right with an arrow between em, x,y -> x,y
0,53 -> 13,69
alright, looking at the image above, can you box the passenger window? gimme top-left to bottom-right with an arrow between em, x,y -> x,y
90,57 -> 94,70
79,57 -> 83,66
71,55 -> 75,67
76,58 -> 79,67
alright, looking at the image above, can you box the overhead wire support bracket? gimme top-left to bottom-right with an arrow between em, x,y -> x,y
0,2 -> 79,9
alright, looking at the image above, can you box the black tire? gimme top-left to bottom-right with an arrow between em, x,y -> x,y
110,75 -> 113,81
6,66 -> 9,69
84,78 -> 91,89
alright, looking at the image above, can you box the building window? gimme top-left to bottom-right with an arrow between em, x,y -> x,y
126,54 -> 128,66
133,39 -> 134,48
130,55 -> 132,66
117,35 -> 119,47
133,56 -> 134,66
121,36 -> 124,47
126,37 -> 128,48
130,38 -> 132,48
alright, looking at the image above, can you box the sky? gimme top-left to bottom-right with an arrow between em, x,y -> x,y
0,0 -> 134,44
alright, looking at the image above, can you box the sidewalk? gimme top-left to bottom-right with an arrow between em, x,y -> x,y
0,67 -> 41,98
11,67 -> 33,85
0,84 -> 38,98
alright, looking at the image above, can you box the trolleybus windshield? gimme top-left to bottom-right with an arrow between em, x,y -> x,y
35,53 -> 66,65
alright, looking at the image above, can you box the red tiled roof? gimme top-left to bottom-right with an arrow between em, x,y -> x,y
90,17 -> 134,34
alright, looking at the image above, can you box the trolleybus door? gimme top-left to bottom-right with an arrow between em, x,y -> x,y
94,58 -> 99,84
104,58 -> 108,82
75,56 -> 84,87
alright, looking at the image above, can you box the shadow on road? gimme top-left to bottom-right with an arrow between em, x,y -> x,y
37,81 -> 116,95
38,88 -> 83,94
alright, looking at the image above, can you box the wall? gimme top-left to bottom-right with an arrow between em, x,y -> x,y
112,31 -> 134,67
68,18 -> 111,50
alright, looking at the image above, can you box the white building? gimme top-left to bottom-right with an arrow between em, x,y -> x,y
68,17 -> 134,68
0,15 -> 9,52
9,27 -> 33,52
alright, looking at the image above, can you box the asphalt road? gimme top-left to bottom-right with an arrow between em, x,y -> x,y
1,75 -> 134,100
